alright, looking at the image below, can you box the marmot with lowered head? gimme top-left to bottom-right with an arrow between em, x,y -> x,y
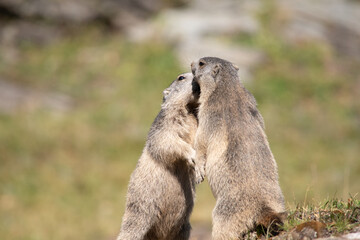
116,73 -> 200,240
191,57 -> 285,239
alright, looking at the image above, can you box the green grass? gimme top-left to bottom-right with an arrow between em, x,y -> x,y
0,1 -> 360,239
232,0 -> 360,204
0,29 -> 183,240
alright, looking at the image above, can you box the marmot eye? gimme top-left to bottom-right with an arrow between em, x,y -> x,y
199,61 -> 205,67
178,76 -> 185,81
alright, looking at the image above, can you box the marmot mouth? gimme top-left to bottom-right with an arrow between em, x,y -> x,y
192,79 -> 200,98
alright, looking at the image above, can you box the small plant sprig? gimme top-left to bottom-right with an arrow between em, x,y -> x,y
249,196 -> 360,239
284,196 -> 360,235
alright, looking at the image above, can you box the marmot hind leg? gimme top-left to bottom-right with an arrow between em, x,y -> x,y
116,209 -> 155,240
212,201 -> 255,240
257,205 -> 287,236
212,218 -> 249,240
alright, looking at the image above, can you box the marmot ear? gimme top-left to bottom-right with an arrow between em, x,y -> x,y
232,63 -> 239,71
212,64 -> 221,79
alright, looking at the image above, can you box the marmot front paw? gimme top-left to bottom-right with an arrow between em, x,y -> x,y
186,148 -> 197,169
194,165 -> 205,184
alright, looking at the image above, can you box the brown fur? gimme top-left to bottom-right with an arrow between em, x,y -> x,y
191,57 -> 285,239
117,73 -> 199,240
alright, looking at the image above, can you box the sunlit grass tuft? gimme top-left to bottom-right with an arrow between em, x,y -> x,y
284,197 -> 360,234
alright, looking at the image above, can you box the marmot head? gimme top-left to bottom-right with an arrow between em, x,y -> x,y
162,73 -> 198,108
191,57 -> 239,99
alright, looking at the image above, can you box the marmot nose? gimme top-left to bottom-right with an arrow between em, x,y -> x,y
191,62 -> 196,75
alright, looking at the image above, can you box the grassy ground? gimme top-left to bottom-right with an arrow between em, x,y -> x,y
0,2 -> 360,239
250,197 -> 360,239
284,197 -> 360,235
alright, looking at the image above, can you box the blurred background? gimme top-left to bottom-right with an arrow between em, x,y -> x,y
0,0 -> 359,239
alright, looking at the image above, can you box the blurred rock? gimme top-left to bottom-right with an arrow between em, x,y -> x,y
175,38 -> 263,81
0,21 -> 62,46
342,232 -> 360,239
0,0 -> 177,45
160,1 -> 262,78
1,0 -> 359,87
126,0 -> 263,79
0,79 -> 72,114
279,0 -> 360,59
317,231 -> 360,240
0,0 -> 162,24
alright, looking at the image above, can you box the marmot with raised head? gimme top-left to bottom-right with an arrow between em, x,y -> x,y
116,73 -> 200,240
191,57 -> 285,239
